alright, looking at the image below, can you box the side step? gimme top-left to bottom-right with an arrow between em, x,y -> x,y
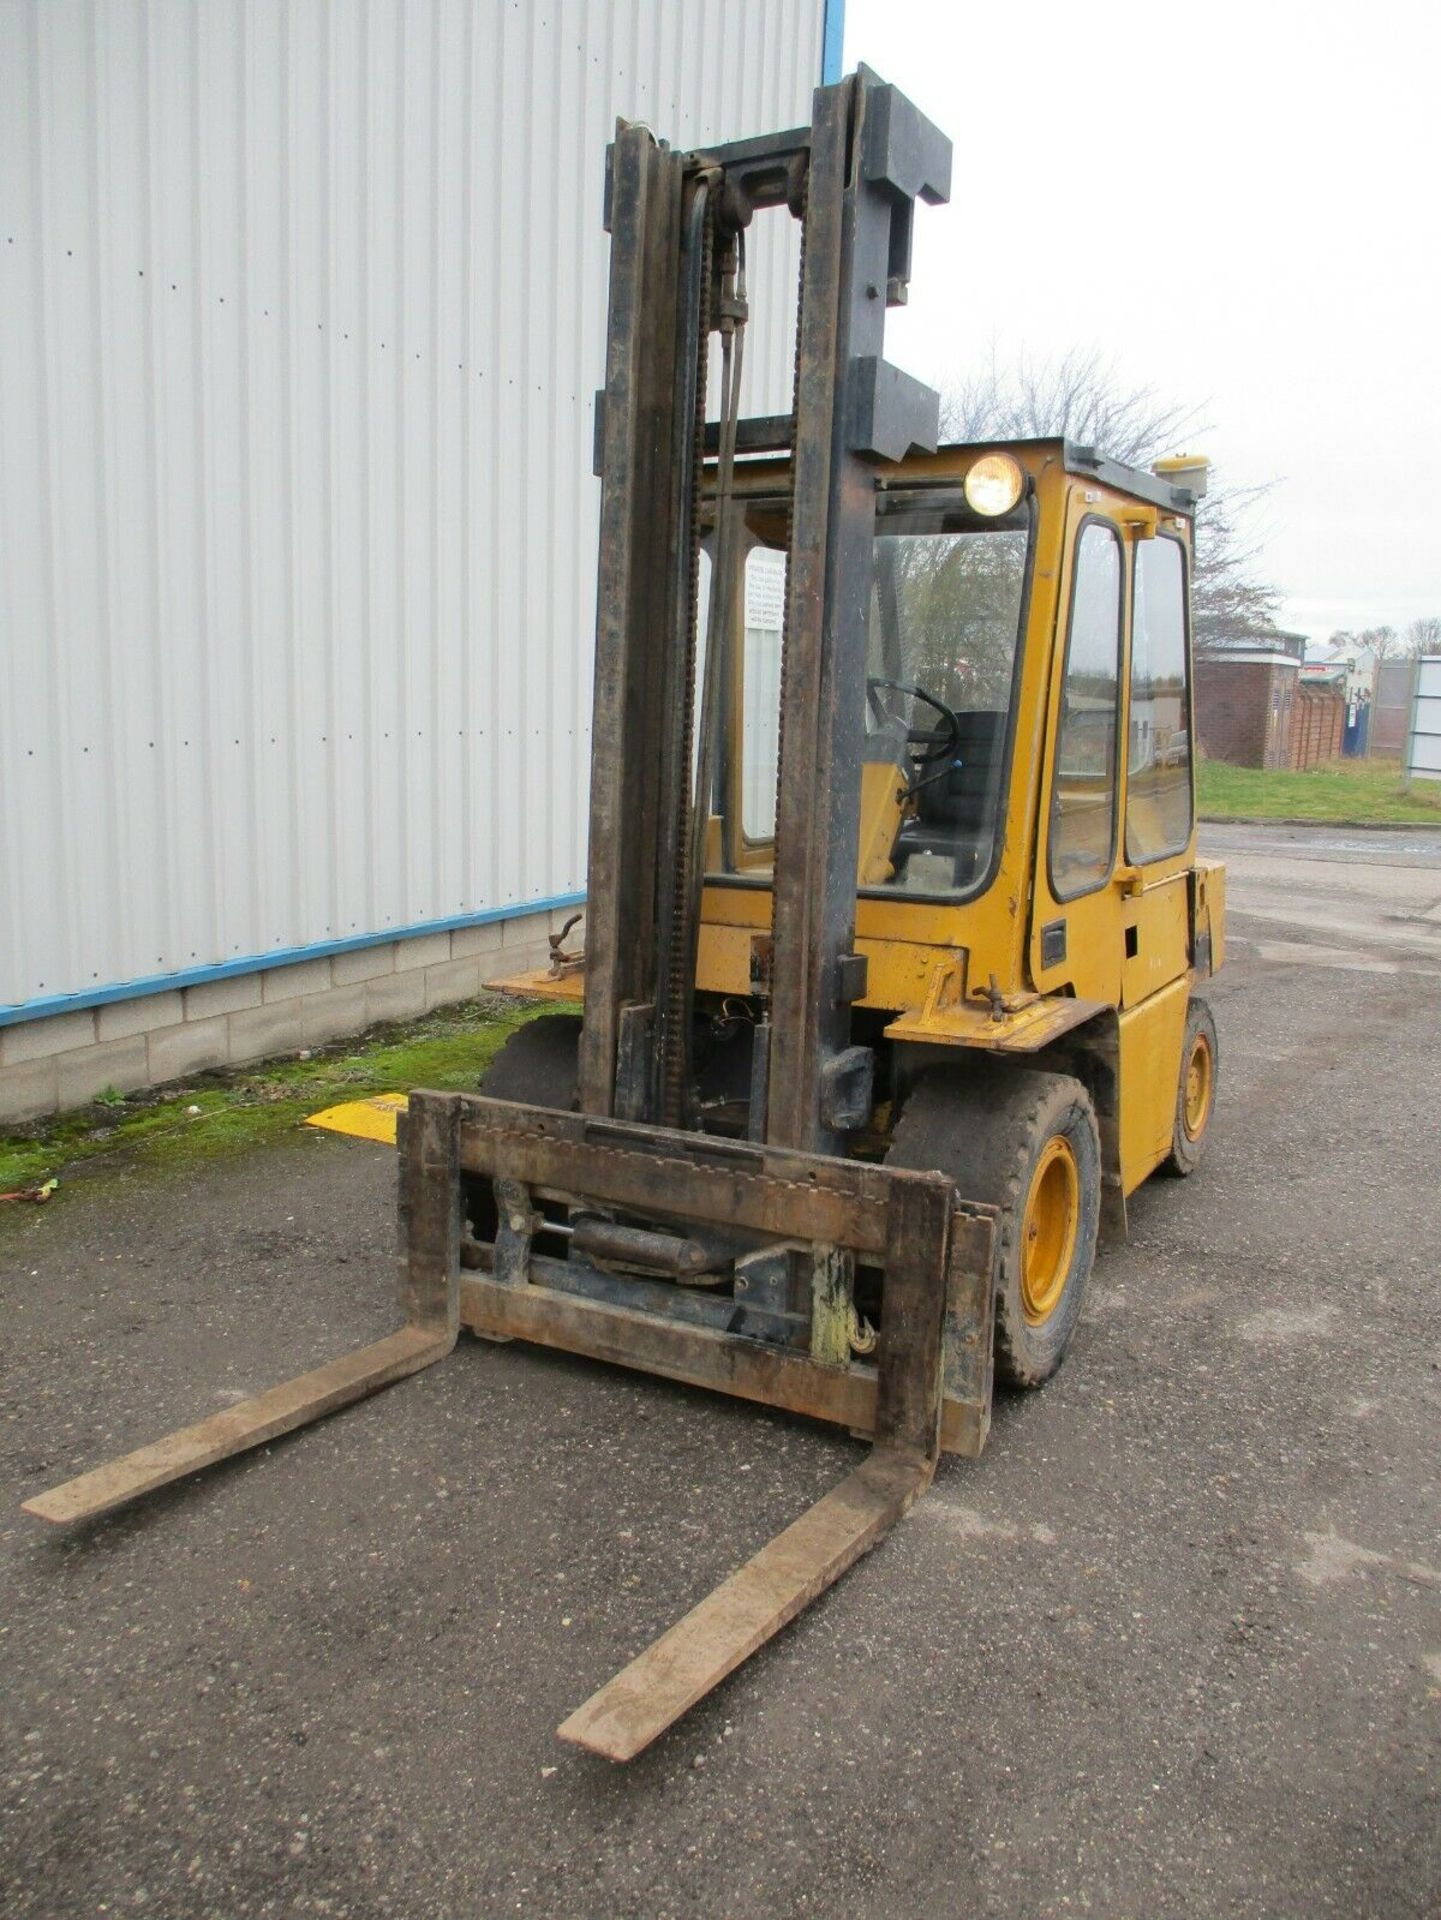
21,1092 -> 464,1526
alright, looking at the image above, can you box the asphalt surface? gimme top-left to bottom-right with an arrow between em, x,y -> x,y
3,821 -> 1439,1919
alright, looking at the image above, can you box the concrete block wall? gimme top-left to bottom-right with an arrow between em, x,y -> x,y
0,907 -> 567,1126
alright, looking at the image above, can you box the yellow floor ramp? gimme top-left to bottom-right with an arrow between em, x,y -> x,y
304,1092 -> 409,1145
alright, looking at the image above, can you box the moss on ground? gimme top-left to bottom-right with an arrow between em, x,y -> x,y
0,995 -> 536,1205
1197,756 -> 1441,825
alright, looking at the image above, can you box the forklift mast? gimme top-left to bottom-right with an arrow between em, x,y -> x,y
581,68 -> 952,1154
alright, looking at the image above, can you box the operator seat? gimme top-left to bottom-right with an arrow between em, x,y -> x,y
895,708 -> 1007,889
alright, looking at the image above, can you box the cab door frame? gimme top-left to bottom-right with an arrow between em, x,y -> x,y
1027,488 -> 1202,1195
1118,526 -> 1197,1010
1026,487 -> 1131,1006
1110,523 -> 1199,1186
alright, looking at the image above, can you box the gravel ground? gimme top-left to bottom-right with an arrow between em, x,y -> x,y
2,823 -> 1438,1919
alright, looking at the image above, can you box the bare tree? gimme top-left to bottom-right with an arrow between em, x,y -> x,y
1403,615 -> 1441,658
940,348 -> 1282,651
1325,620 -> 1439,663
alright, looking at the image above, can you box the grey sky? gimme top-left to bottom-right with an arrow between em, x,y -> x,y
844,0 -> 1441,641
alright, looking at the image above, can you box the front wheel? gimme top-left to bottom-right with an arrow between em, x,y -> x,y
477,1012 -> 581,1108
888,1065 -> 1102,1388
466,1014 -> 582,1246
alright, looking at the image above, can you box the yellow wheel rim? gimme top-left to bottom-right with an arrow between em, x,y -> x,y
1183,1031 -> 1214,1140
1020,1136 -> 1080,1326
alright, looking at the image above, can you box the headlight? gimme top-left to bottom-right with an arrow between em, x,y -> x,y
963,452 -> 1025,516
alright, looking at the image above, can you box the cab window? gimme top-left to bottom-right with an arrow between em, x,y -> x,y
1126,535 -> 1192,862
1049,521 -> 1122,899
863,506 -> 1030,895
741,548 -> 785,841
711,497 -> 1032,899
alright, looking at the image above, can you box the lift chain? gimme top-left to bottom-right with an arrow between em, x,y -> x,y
660,182 -> 716,1127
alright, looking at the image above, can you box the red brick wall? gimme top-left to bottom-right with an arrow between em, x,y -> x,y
1195,657 -> 1297,768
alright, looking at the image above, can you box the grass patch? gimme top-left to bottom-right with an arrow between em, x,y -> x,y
1196,756 -> 1441,825
0,995 -> 538,1202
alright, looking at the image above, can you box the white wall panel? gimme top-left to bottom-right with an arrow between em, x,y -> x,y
1407,656 -> 1441,781
0,0 -> 822,1014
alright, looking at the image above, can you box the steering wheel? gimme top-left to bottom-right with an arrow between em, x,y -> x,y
866,677 -> 963,767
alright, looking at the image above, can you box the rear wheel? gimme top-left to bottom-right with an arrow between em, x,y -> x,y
888,1064 -> 1101,1387
1162,996 -> 1218,1176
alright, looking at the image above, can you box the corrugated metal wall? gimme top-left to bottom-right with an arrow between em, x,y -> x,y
0,0 -> 822,1018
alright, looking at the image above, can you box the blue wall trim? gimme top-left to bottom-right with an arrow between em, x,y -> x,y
821,0 -> 846,83
0,893 -> 587,1030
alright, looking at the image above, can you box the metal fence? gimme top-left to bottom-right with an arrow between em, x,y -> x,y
1371,657 -> 1416,759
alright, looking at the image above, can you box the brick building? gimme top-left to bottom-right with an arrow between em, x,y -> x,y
1195,650 -> 1299,767
1195,650 -> 1348,769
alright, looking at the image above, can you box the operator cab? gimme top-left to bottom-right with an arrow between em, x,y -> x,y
701,436 -> 1202,949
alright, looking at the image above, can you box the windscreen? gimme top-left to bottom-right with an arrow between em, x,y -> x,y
706,497 -> 1030,899
863,502 -> 1030,894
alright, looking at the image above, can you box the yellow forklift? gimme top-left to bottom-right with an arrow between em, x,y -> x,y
25,69 -> 1223,1763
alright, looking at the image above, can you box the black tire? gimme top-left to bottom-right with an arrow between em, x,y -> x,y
468,1015 -> 582,1243
888,1064 -> 1101,1388
477,1013 -> 581,1109
1162,996 -> 1218,1177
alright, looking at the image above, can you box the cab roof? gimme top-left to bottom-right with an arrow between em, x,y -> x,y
937,437 -> 1201,516
710,424 -> 1201,516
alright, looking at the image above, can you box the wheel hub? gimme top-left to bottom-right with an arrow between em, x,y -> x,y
1183,1032 -> 1213,1140
1020,1136 -> 1080,1326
